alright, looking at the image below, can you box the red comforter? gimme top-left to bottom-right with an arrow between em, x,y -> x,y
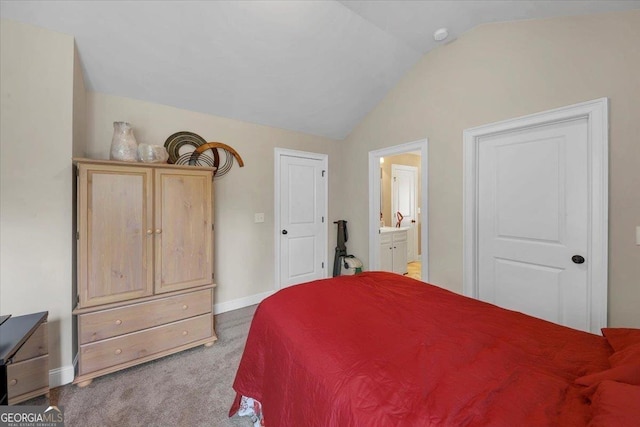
231,272 -> 612,426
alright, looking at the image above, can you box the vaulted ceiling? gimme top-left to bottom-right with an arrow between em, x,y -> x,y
2,1 -> 638,139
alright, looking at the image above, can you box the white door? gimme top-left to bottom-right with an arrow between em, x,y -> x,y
278,152 -> 327,288
477,118 -> 591,330
392,164 -> 418,262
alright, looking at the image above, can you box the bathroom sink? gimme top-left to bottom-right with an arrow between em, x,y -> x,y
380,226 -> 409,233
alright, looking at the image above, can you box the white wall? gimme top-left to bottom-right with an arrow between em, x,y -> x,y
71,43 -> 87,355
340,10 -> 640,327
72,44 -> 87,158
85,92 -> 343,311
0,19 -> 76,384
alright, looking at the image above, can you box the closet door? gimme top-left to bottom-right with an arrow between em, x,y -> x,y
154,169 -> 212,294
78,164 -> 154,308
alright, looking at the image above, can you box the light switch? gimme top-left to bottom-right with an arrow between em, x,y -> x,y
636,226 -> 640,246
255,213 -> 265,223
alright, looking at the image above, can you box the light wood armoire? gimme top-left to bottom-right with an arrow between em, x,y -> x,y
72,158 -> 217,387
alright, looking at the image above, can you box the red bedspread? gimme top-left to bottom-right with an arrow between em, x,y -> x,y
231,272 -> 612,426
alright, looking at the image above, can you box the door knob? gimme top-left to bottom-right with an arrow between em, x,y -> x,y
572,255 -> 585,264
282,230 -> 288,235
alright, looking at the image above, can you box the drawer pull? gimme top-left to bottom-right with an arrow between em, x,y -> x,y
155,229 -> 162,234
182,304 -> 188,310
115,348 -> 122,355
9,379 -> 17,386
115,319 -> 122,325
146,229 -> 153,235
182,330 -> 189,336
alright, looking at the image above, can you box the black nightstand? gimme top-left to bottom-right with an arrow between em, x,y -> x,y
0,312 -> 48,405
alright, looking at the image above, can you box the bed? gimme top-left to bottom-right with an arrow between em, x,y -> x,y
230,272 -> 640,426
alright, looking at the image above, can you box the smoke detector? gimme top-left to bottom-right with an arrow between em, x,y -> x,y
433,28 -> 449,42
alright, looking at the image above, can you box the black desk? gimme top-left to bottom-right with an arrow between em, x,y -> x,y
0,312 -> 48,405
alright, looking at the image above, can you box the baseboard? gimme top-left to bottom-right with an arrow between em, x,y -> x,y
50,364 -> 75,388
214,290 -> 275,314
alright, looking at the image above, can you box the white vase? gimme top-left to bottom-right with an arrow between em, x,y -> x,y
137,143 -> 169,163
110,121 -> 138,161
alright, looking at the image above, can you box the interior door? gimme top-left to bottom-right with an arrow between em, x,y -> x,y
392,164 -> 418,262
477,117 -> 590,330
154,169 -> 212,294
279,154 -> 326,288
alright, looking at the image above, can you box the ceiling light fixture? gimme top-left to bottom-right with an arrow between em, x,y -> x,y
433,28 -> 449,42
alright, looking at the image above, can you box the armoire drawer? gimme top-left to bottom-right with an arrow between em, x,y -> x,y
78,289 -> 212,344
12,323 -> 48,363
7,355 -> 49,402
79,313 -> 213,375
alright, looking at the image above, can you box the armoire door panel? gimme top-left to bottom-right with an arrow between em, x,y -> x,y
154,169 -> 212,293
79,165 -> 154,307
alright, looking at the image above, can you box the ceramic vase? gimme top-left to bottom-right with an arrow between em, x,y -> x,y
138,143 -> 169,163
110,121 -> 138,161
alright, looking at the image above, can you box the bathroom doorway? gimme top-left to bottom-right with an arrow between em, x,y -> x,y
368,139 -> 428,282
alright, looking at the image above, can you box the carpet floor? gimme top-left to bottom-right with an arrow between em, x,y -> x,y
19,305 -> 258,427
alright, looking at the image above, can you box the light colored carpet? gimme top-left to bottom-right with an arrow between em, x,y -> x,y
19,305 -> 258,427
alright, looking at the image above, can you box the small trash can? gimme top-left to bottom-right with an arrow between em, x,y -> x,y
342,256 -> 363,275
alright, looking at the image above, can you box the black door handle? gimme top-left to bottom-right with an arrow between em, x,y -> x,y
572,255 -> 585,264
282,230 -> 288,235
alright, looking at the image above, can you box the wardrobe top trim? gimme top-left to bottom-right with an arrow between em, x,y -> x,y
73,158 -> 216,172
